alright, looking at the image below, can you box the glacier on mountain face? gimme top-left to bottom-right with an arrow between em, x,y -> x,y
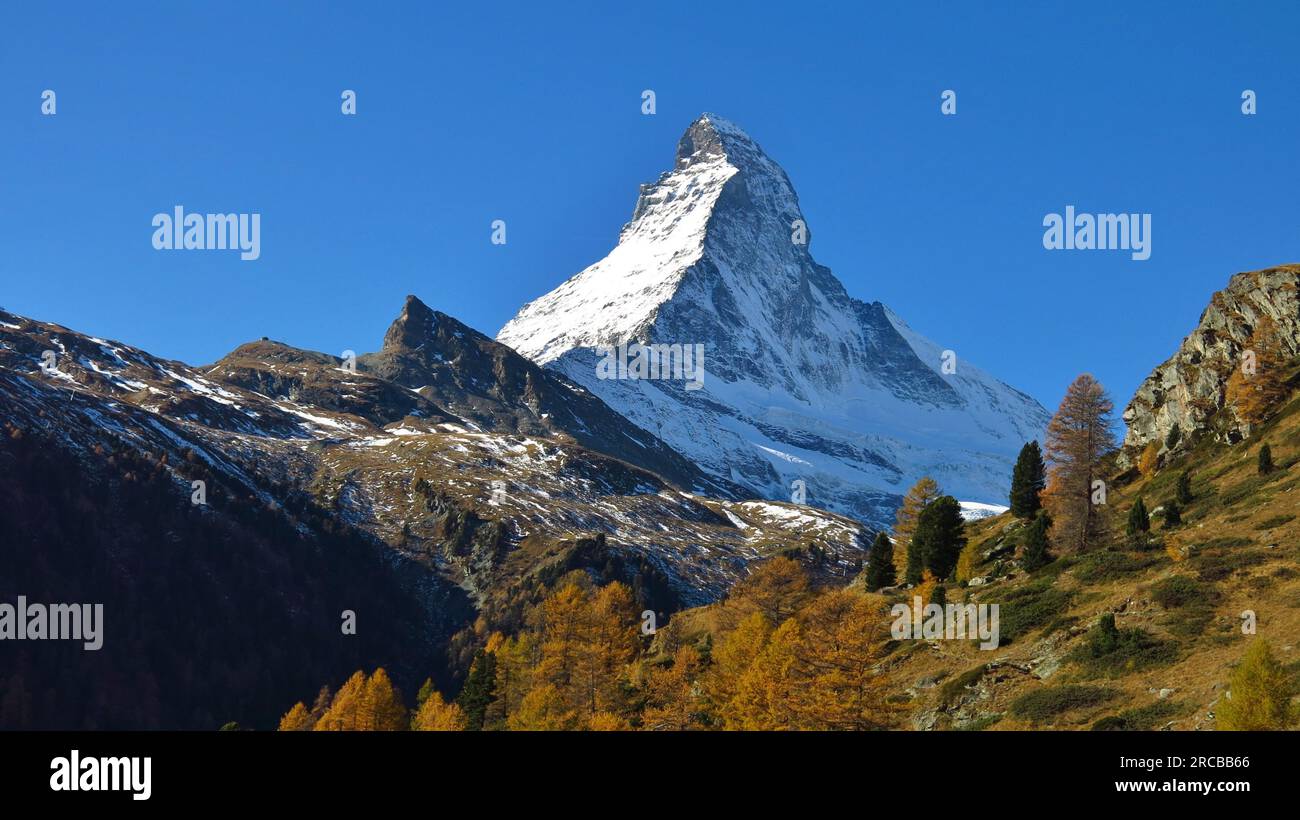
498,113 -> 1049,529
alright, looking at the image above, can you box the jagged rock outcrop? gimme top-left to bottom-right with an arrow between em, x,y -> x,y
358,295 -> 738,496
1121,264 -> 1300,460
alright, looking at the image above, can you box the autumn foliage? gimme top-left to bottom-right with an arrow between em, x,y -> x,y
1043,374 -> 1117,553
891,477 -> 941,579
1225,315 -> 1291,427
278,558 -> 901,731
278,668 -> 411,732
1216,639 -> 1297,730
1137,442 -> 1159,478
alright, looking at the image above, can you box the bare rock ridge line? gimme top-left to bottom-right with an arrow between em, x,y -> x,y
353,293 -> 735,497
499,113 -> 1051,528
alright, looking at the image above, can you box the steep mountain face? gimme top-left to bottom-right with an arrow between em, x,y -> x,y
355,295 -> 735,497
1121,264 -> 1300,460
499,114 -> 1049,528
1,302 -> 874,726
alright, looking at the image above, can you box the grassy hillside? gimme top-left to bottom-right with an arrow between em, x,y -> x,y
657,394 -> 1300,731
889,393 -> 1300,729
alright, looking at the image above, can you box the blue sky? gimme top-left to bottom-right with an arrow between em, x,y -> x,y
2,1 -> 1297,416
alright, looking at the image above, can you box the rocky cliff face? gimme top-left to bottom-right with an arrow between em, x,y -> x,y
499,114 -> 1050,528
1122,264 -> 1300,460
358,295 -> 738,497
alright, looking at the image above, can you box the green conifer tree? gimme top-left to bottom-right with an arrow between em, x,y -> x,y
863,531 -> 897,591
911,496 -> 966,581
1258,443 -> 1274,475
1020,511 -> 1053,571
456,650 -> 497,731
1088,613 -> 1120,656
1163,500 -> 1181,528
1009,441 -> 1046,519
1126,498 -> 1150,536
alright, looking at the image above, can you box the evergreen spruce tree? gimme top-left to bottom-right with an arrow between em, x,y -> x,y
863,531 -> 897,591
1126,498 -> 1150,536
1088,613 -> 1120,656
1163,499 -> 1181,528
1009,441 -> 1046,519
1175,470 -> 1193,505
1258,443 -> 1274,475
905,534 -> 925,586
932,585 -> 947,608
911,496 -> 966,581
457,650 -> 498,731
1020,511 -> 1053,571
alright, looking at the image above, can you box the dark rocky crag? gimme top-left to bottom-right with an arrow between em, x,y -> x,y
1122,264 -> 1300,461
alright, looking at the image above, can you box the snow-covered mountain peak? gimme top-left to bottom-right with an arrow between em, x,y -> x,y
506,114 -> 812,366
667,113 -> 798,207
499,115 -> 1050,527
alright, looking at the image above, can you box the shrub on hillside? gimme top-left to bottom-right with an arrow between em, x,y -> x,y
939,665 -> 989,707
1254,514 -> 1294,530
1010,685 -> 1117,723
1071,614 -> 1178,676
1194,550 -> 1267,582
996,578 -> 1074,645
1072,551 -> 1162,584
1091,700 -> 1188,731
1151,575 -> 1214,609
1165,424 -> 1182,451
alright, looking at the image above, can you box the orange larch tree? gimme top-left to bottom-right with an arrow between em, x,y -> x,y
1043,374 -> 1116,553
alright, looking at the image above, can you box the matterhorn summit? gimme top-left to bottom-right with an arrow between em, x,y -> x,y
499,114 -> 1049,527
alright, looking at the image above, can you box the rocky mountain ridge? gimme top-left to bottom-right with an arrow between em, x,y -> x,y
1,298 -> 873,612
